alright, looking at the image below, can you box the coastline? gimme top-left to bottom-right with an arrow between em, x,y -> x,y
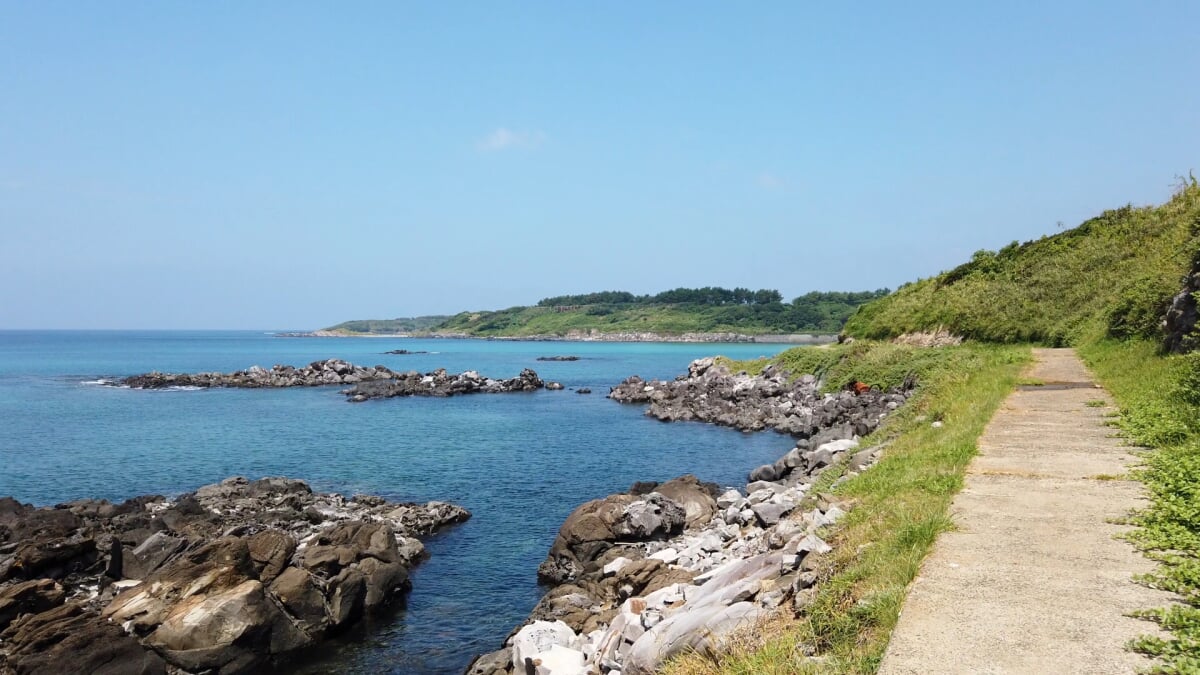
275,330 -> 838,345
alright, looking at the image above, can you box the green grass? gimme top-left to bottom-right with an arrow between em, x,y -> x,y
843,181 -> 1200,346
719,341 -> 974,394
1079,338 -> 1200,673
666,342 -> 1030,675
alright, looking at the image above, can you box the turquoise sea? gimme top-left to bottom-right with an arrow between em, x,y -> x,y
0,330 -> 795,673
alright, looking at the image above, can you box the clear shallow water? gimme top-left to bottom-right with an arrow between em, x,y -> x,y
0,331 -> 794,674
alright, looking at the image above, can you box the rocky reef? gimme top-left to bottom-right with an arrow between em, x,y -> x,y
467,357 -> 905,674
117,359 -> 546,403
0,477 -> 469,674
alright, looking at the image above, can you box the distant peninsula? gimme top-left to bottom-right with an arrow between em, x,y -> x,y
293,287 -> 889,341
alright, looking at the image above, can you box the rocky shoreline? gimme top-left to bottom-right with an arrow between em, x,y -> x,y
0,477 -> 469,674
116,360 -> 548,403
466,358 -> 910,674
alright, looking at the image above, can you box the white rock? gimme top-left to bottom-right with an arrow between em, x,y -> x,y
824,505 -> 848,524
604,556 -> 633,577
512,620 -> 577,669
646,548 -> 676,564
745,480 -> 784,494
795,534 -> 832,555
643,583 -> 685,610
815,438 -> 860,454
747,488 -> 776,505
716,489 -> 742,509
624,601 -> 764,672
722,505 -> 742,525
532,644 -> 587,675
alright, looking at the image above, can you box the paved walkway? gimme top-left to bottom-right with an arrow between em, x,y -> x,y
879,348 -> 1173,674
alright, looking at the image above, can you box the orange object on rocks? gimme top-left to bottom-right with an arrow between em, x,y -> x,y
853,381 -> 871,395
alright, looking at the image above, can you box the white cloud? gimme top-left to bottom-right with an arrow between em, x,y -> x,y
477,127 -> 546,152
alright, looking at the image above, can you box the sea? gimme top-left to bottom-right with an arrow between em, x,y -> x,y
0,330 -> 796,674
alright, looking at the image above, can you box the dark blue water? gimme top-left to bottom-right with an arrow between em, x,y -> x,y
0,331 -> 794,673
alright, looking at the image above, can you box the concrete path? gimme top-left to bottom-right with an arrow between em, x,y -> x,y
879,348 -> 1173,674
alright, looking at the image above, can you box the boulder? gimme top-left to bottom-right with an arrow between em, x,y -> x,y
512,620 -> 577,670
652,475 -> 718,529
623,601 -> 764,673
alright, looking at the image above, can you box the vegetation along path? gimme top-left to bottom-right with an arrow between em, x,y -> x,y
879,348 -> 1174,674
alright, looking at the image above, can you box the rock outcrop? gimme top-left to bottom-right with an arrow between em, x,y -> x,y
115,360 -> 546,403
608,357 -> 910,439
0,477 -> 469,674
1163,255 -> 1200,354
343,368 -> 544,402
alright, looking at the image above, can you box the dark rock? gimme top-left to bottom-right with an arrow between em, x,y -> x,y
1,602 -> 167,675
653,474 -> 719,528
538,488 -> 690,585
246,530 -> 296,583
0,476 -> 470,675
576,387 -> 592,394
270,567 -> 326,629
465,648 -> 512,675
122,532 -> 187,580
748,464 -> 780,483
0,579 -> 65,631
1164,258 -> 1200,353
117,360 -> 548,403
536,356 -> 580,361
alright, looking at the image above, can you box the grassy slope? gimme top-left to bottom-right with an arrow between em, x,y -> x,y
428,302 -> 851,337
843,184 -> 1199,345
323,316 -> 449,334
434,304 -> 765,336
671,182 -> 1200,674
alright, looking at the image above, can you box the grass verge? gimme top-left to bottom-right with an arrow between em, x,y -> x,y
667,341 -> 1030,674
1079,338 -> 1200,674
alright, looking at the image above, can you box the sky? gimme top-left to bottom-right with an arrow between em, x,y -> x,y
2,2 -> 1198,329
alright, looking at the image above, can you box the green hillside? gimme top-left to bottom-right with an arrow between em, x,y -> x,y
326,288 -> 889,337
843,181 -> 1200,345
322,316 -> 449,334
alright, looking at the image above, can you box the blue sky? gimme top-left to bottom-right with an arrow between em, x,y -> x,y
2,2 -> 1198,329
